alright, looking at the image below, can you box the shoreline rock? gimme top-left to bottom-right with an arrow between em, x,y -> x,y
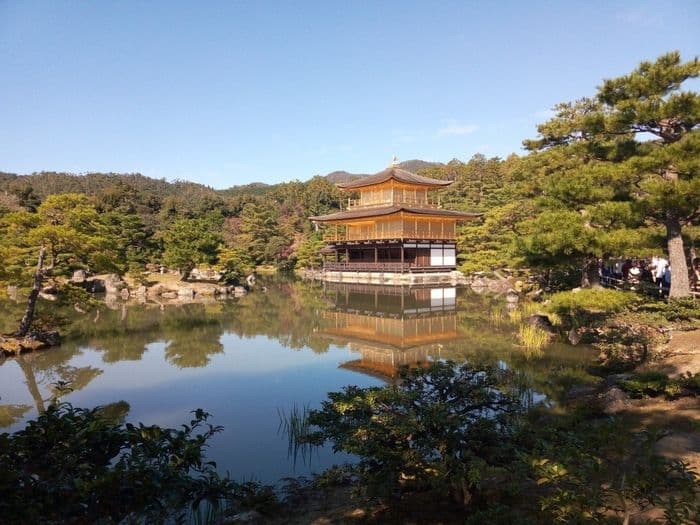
0,331 -> 61,357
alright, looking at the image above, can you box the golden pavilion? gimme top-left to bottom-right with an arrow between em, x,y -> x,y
310,165 -> 480,279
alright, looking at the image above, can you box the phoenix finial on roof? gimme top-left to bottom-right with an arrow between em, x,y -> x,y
391,155 -> 399,166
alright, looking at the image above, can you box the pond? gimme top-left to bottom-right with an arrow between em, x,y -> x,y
0,278 -> 595,483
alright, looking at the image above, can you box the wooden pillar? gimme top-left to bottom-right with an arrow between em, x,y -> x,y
345,248 -> 349,263
374,246 -> 378,263
401,243 -> 405,270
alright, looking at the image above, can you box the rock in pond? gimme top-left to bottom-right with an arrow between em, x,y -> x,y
189,268 -> 224,281
599,386 -> 630,415
178,288 -> 195,299
104,274 -> 127,294
71,269 -> 87,283
228,510 -> 263,523
0,330 -> 61,356
526,314 -> 557,334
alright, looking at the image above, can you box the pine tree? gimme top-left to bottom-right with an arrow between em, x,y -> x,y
524,52 -> 699,297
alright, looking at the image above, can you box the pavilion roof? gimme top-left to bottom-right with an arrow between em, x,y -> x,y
309,205 -> 481,222
336,167 -> 452,190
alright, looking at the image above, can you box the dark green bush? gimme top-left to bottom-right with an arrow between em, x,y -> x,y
637,298 -> 700,323
304,361 -> 524,504
302,363 -> 700,522
618,372 -> 699,399
679,371 -> 700,393
548,289 -> 638,328
0,400 -> 273,524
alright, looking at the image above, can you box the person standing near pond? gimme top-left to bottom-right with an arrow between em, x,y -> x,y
654,256 -> 668,285
662,264 -> 672,289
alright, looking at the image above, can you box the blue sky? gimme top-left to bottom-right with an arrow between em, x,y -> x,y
1,1 -> 698,188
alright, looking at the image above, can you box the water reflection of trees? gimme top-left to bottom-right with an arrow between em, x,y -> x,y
161,305 -> 224,368
1,279 -> 597,423
317,283 -> 596,404
0,403 -> 31,427
0,348 -> 103,427
231,280 -> 332,354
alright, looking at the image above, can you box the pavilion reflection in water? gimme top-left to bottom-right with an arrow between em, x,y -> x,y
320,283 -> 463,380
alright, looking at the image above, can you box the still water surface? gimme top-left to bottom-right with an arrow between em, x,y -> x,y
0,278 -> 594,483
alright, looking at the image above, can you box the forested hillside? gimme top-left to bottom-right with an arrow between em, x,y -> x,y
1,52 -> 698,296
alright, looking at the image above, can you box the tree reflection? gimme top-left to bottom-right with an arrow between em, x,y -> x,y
0,403 -> 31,428
0,348 -> 103,429
162,305 -> 224,368
1,277 -> 597,415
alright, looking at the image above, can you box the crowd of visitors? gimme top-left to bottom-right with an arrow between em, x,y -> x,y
601,256 -> 700,294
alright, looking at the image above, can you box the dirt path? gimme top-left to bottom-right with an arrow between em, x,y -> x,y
651,329 -> 700,377
624,329 -> 700,473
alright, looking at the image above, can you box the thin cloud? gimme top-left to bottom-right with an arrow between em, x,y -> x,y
614,7 -> 663,28
438,120 -> 478,136
533,109 -> 555,120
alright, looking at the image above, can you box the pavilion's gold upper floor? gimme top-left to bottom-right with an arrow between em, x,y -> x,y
309,166 -> 480,242
337,167 -> 451,210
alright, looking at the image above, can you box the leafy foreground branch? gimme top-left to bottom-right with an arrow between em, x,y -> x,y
0,401 -> 275,524
300,362 -> 700,524
2,364 -> 698,524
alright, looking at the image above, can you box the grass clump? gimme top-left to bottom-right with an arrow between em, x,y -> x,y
517,324 -> 550,356
278,403 -> 315,468
618,371 -> 700,399
489,306 -> 506,326
619,372 -> 680,398
637,297 -> 700,323
548,289 -> 638,329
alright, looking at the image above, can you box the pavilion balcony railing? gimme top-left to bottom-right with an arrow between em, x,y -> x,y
322,262 -> 411,272
322,262 -> 456,273
347,196 -> 441,210
323,226 -> 456,242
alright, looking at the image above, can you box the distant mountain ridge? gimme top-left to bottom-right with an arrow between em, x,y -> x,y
0,159 -> 445,198
322,159 -> 443,184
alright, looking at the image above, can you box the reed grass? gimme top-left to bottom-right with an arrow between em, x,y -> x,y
277,403 -> 315,468
517,323 -> 550,357
508,301 -> 561,326
508,308 -> 523,324
489,307 -> 506,326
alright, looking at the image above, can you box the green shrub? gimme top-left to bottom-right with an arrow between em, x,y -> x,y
637,298 -> 700,323
548,289 -> 638,328
0,400 -> 274,524
56,282 -> 98,311
679,372 -> 700,393
525,419 -> 700,524
619,372 -> 687,399
517,324 -> 550,356
303,361 -> 523,505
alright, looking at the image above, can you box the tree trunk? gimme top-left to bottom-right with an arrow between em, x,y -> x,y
581,258 -> 601,288
180,267 -> 192,281
16,246 -> 46,337
666,216 -> 690,298
17,356 -> 45,413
